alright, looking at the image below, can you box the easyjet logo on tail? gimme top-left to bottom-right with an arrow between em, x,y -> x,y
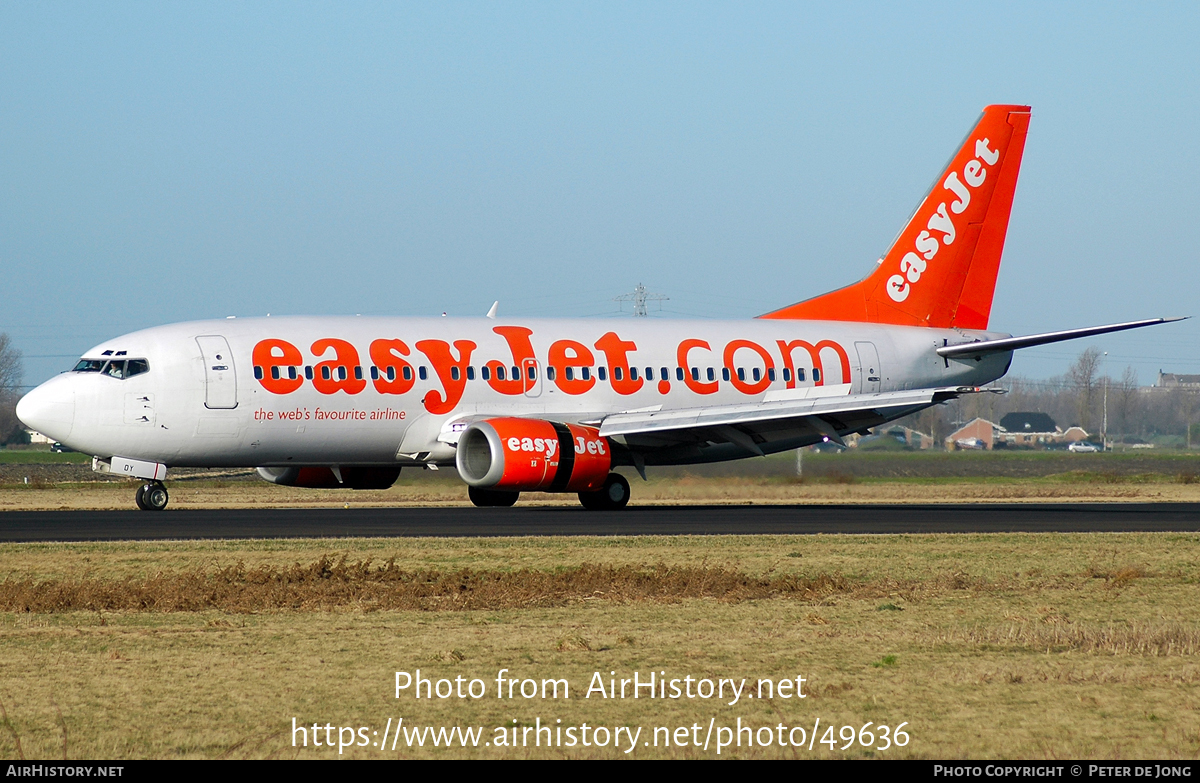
759,104 -> 1030,328
887,137 -> 1000,303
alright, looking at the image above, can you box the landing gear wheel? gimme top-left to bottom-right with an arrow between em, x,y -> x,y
468,486 -> 520,508
139,482 -> 169,511
579,472 -> 630,510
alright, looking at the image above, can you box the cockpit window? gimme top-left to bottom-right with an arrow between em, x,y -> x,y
73,358 -> 149,378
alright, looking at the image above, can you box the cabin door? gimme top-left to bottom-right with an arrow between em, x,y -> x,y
854,341 -> 881,394
196,335 -> 238,409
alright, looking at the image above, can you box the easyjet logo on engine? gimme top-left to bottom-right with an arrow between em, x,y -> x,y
887,138 -> 1001,303
574,435 -> 607,456
506,436 -> 559,458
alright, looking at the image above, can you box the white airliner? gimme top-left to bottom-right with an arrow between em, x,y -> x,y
16,104 -> 1180,511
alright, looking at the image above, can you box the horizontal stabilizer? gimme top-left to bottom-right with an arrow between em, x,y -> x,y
936,318 -> 1185,360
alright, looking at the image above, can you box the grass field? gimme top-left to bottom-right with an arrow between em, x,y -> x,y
0,450 -> 91,464
5,449 -> 1200,510
6,474 -> 1200,510
1,533 -> 1199,759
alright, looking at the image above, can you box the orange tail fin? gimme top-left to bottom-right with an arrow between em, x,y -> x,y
761,104 -> 1031,329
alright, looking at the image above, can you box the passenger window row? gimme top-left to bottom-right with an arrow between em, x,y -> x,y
252,363 -> 822,386
254,365 -> 429,382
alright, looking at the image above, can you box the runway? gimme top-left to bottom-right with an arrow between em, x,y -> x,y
2,503 -> 1200,541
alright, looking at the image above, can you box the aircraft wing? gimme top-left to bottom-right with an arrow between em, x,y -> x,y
599,385 -> 982,452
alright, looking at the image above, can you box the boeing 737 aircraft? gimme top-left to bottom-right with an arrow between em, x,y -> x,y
16,104 -> 1180,510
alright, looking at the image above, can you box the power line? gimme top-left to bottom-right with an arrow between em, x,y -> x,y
614,283 -> 668,317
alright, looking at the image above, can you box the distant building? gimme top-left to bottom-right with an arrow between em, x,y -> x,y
25,429 -> 54,445
881,425 -> 935,450
1058,426 -> 1089,444
1000,412 -> 1057,433
946,418 -> 999,450
853,425 -> 936,450
1156,371 -> 1200,389
998,412 -> 1061,447
945,413 -> 1088,451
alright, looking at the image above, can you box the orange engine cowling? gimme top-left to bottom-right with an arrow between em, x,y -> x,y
256,466 -> 401,490
455,418 -> 611,492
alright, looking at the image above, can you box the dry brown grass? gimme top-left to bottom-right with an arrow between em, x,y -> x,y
1083,565 -> 1151,589
0,551 -> 1146,615
940,622 -> 1200,656
0,557 -> 850,613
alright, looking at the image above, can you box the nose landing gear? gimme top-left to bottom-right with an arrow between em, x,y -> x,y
135,481 -> 169,511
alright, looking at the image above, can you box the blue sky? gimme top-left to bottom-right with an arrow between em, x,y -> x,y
3,2 -> 1198,388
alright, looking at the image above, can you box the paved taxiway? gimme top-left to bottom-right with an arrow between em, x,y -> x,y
2,503 -> 1199,541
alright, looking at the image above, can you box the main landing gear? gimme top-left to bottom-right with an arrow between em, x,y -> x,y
578,472 -> 630,510
468,486 -> 520,507
467,472 -> 632,510
135,481 -> 169,511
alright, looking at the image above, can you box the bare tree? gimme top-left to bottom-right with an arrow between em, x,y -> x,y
1067,347 -> 1102,431
908,404 -> 950,442
0,334 -> 23,444
1117,366 -> 1139,437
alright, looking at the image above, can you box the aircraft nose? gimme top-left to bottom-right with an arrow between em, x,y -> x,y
15,379 -> 76,443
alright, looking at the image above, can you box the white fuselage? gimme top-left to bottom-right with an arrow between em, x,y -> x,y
18,315 -> 1012,469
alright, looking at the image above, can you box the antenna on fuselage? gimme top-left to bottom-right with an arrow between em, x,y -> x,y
486,301 -> 499,319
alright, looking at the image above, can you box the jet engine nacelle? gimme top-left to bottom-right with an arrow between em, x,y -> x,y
256,466 -> 401,489
455,417 -> 611,492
